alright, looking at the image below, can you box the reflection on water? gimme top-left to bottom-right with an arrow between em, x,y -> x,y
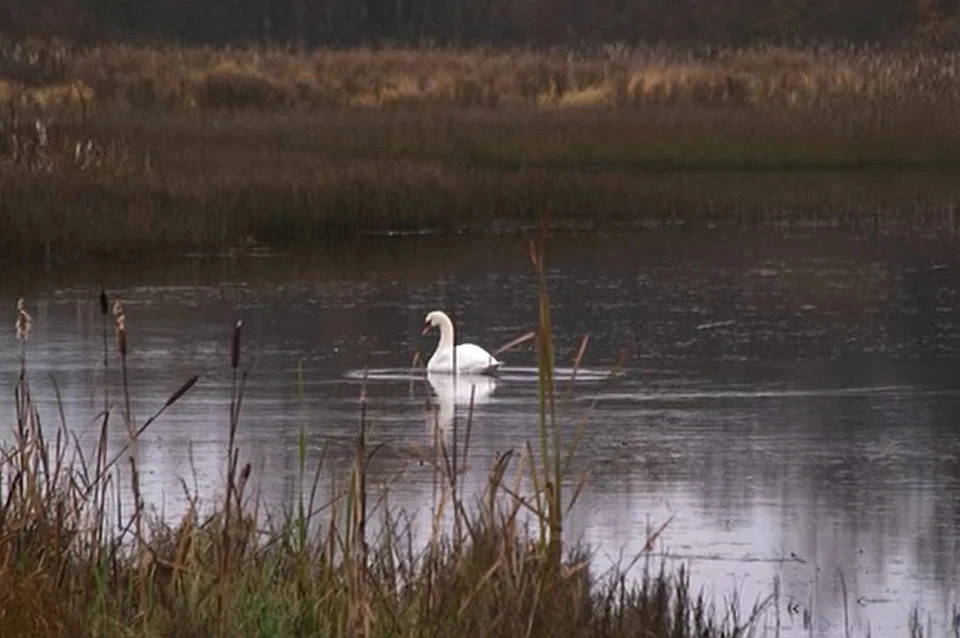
1,230 -> 959,637
425,371 -> 498,434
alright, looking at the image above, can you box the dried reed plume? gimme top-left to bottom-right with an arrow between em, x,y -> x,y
15,297 -> 32,342
112,298 -> 127,356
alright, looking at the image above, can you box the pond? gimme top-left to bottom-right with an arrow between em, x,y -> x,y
2,229 -> 959,637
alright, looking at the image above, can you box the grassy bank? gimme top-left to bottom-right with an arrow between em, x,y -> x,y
4,43 -> 960,257
8,42 -> 960,111
0,235 -> 763,638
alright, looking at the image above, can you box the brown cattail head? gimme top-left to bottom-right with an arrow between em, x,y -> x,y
99,288 -> 109,316
164,374 -> 200,408
231,320 -> 243,369
116,328 -> 127,357
15,297 -> 32,342
113,300 -> 127,356
236,462 -> 252,498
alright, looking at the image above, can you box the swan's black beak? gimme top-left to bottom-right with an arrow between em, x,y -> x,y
421,323 -> 432,336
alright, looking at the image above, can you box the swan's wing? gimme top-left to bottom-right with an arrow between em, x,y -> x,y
455,343 -> 503,374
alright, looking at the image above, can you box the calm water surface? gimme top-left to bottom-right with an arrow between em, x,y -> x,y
2,230 -> 959,637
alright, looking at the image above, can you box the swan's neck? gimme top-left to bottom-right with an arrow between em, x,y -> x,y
436,314 -> 455,351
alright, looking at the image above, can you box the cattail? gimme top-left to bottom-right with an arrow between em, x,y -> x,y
113,300 -> 127,356
236,462 -> 252,499
99,288 -> 108,316
165,374 -> 200,409
15,297 -> 32,341
231,320 -> 243,369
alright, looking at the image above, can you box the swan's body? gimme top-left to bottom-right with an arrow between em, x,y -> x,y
422,310 -> 503,375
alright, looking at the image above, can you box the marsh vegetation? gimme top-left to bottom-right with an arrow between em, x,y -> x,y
3,43 -> 960,258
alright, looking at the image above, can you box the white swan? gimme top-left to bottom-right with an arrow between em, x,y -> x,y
422,310 -> 503,375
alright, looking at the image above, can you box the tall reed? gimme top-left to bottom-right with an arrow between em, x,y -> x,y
527,216 -> 563,566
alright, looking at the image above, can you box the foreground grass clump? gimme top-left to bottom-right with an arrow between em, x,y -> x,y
4,42 -> 960,257
0,245 -> 756,638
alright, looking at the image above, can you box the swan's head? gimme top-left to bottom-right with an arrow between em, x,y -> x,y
422,310 -> 448,335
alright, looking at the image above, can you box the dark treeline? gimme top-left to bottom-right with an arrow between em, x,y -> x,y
0,0 -> 957,48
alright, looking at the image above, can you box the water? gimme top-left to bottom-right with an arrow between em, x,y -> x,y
2,230 -> 959,637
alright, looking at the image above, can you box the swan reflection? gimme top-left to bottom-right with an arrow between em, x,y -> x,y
425,371 -> 498,433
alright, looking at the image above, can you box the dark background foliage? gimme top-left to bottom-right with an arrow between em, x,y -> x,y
2,0 -> 959,49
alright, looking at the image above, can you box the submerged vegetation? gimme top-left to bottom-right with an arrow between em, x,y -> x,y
4,42 -> 960,257
0,230 -> 769,637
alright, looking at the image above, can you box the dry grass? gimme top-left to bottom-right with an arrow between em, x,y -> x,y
4,42 -> 960,258
0,237 -> 768,637
15,43 -> 960,110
